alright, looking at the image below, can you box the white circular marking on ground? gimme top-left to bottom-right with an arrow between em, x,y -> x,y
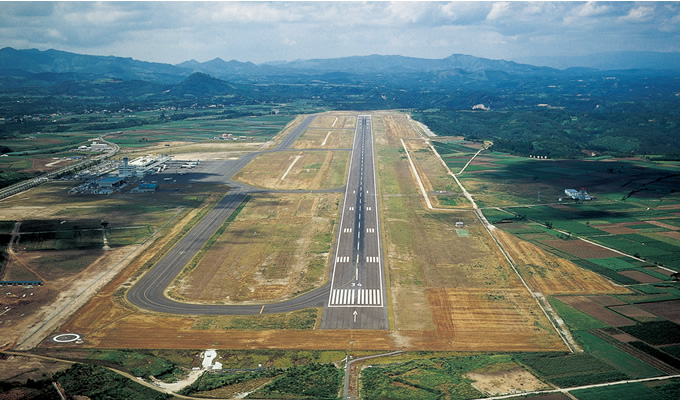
52,333 -> 81,343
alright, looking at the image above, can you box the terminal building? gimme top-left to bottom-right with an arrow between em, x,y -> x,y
118,155 -> 170,178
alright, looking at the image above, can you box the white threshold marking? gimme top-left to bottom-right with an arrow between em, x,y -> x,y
330,289 -> 382,305
336,256 -> 350,263
366,256 -> 379,263
343,228 -> 353,233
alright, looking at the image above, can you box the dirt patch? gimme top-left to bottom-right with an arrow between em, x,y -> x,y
588,295 -> 627,307
466,365 -> 549,396
609,304 -> 660,322
0,245 -> 140,350
426,288 -> 564,351
618,270 -> 662,283
540,238 -> 622,259
638,299 -> 680,323
557,296 -> 634,326
661,230 -> 680,241
0,352 -> 71,383
309,114 -> 357,130
597,225 -> 638,234
609,332 -> 640,343
645,266 -> 676,276
495,230 -> 626,295
646,220 -> 680,230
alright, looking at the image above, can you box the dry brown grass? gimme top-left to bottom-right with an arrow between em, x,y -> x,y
402,139 -> 468,208
291,127 -> 354,149
233,150 -> 349,190
494,229 -> 629,295
309,114 -> 357,130
374,112 -> 565,351
169,193 -> 340,303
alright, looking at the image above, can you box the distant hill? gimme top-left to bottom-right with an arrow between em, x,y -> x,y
191,53 -> 557,77
517,51 -> 680,72
168,72 -> 238,96
176,57 -> 259,77
0,47 -> 565,89
0,47 -> 190,88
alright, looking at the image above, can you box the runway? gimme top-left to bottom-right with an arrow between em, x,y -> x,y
320,115 -> 388,329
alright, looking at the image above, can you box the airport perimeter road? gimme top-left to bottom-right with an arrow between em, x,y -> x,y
320,115 -> 389,330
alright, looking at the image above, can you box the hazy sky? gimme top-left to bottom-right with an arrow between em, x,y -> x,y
2,1 -> 679,64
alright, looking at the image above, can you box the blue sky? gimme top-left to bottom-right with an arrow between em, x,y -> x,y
2,1 -> 679,64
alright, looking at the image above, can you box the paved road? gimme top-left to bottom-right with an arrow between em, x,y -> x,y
320,115 -> 389,329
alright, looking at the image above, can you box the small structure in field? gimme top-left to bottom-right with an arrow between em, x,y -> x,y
565,188 -> 593,201
131,183 -> 158,193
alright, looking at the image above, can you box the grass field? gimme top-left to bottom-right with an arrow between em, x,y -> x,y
570,381 -> 677,400
233,150 -> 349,190
361,353 -> 549,400
169,192 -> 340,303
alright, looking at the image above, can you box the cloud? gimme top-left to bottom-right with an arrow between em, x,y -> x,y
0,1 -> 678,64
573,1 -> 612,18
486,2 -> 511,21
619,5 -> 655,22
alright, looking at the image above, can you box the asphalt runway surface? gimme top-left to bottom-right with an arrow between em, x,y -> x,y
320,115 -> 388,329
127,115 -> 388,329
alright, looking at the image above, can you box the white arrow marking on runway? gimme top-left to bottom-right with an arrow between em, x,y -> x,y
353,310 -> 358,322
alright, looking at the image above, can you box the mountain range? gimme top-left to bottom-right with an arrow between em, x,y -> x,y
2,47 -> 679,90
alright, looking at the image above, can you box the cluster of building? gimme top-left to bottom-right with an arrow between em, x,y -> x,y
78,155 -> 169,195
75,141 -> 109,152
564,188 -> 593,201
214,133 -> 251,140
118,155 -> 170,178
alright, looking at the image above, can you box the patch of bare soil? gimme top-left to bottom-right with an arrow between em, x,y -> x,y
8,245 -> 141,350
557,296 -> 634,327
466,365 -> 550,396
0,352 -> 71,383
495,229 -> 627,295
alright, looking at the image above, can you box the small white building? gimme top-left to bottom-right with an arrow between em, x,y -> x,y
565,188 -> 592,201
91,142 -> 109,151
